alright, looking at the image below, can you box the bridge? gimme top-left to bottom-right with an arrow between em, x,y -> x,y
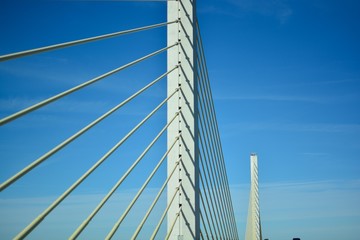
0,1 -> 239,239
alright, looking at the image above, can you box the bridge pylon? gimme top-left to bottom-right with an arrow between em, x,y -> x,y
167,0 -> 199,239
245,153 -> 263,240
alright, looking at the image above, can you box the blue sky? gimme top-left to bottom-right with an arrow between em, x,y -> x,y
1,0 -> 360,239
199,0 -> 360,239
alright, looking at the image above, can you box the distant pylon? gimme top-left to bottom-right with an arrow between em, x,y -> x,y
245,153 -> 262,240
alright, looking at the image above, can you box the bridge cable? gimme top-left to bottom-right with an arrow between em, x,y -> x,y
198,127 -> 229,239
200,56 -> 239,240
199,211 -> 210,240
70,111 -> 180,239
150,184 -> 180,240
196,27 -> 239,239
196,55 -> 231,238
195,20 -> 238,236
197,49 -> 239,240
0,43 -> 178,126
0,21 -> 178,62
199,153 -> 221,239
197,92 -> 234,239
199,190 -> 214,239
198,139 -> 223,238
198,170 -> 218,239
164,209 -> 180,240
105,135 -> 181,239
12,88 -> 179,240
196,19 -> 239,238
197,75 -> 234,239
0,65 -> 178,192
197,66 -> 234,239
131,157 -> 181,240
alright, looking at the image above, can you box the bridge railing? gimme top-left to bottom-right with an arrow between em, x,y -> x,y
0,1 -> 239,239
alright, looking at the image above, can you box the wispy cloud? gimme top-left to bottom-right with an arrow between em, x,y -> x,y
201,0 -> 293,23
228,0 -> 293,22
199,5 -> 234,16
231,179 -> 360,238
215,94 -> 325,103
279,123 -> 360,133
268,78 -> 360,88
0,97 -> 111,115
0,97 -> 164,123
307,78 -> 360,86
0,57 -> 82,85
222,122 -> 360,135
260,179 -> 360,219
0,58 -> 166,101
232,179 -> 360,193
0,188 -> 166,239
300,152 -> 330,157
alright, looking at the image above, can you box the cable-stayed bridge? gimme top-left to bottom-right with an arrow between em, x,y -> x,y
0,1 -> 239,239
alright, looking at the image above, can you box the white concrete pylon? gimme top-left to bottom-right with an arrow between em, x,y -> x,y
167,0 -> 199,239
245,153 -> 263,240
